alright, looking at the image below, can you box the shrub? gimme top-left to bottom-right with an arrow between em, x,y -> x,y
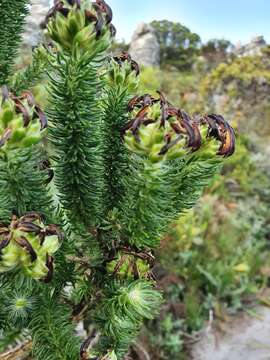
0,1 -> 236,359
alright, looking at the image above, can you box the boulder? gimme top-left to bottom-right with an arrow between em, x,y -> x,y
234,36 -> 267,57
23,0 -> 51,48
129,22 -> 160,67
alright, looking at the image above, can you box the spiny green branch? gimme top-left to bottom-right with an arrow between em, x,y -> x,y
0,148 -> 54,222
46,0 -> 114,229
99,53 -> 140,250
0,0 -> 30,85
48,54 -> 106,228
29,291 -> 80,360
95,280 -> 162,358
120,94 -> 235,248
10,46 -> 51,95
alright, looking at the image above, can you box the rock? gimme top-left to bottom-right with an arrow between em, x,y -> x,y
192,306 -> 270,360
23,0 -> 50,48
234,36 -> 267,57
129,23 -> 160,67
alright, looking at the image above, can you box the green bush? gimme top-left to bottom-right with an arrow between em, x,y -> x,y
0,1 -> 236,359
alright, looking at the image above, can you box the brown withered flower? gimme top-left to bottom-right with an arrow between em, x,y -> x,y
93,0 -> 113,24
0,213 -> 62,281
113,52 -> 140,76
43,1 -> 70,28
45,0 -> 115,40
123,92 -> 236,159
127,94 -> 157,111
2,87 -> 47,130
203,114 -> 236,157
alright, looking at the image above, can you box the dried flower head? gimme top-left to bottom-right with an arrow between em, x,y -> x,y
0,213 -> 62,281
0,87 -> 47,150
45,0 -> 115,52
113,52 -> 140,76
107,52 -> 140,92
123,92 -> 235,162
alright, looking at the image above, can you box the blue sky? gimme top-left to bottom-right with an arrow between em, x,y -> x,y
108,0 -> 270,45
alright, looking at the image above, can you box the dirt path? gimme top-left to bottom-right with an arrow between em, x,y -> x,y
192,306 -> 270,360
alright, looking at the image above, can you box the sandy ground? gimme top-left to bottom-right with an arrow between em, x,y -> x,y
191,306 -> 270,360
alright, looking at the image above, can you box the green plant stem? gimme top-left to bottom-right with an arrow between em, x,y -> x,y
48,53 -> 106,229
0,0 -> 30,85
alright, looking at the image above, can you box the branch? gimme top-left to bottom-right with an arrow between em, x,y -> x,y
0,340 -> 32,360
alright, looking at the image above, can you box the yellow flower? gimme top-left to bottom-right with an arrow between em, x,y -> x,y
233,263 -> 250,273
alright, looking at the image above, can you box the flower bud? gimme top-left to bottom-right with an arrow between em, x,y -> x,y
0,213 -> 62,281
107,52 -> 140,93
0,87 -> 47,151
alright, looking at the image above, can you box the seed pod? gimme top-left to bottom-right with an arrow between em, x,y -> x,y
17,222 -> 42,234
0,235 -> 10,256
43,254 -> 54,283
127,94 -> 156,111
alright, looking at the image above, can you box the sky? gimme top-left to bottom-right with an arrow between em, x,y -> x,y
108,0 -> 270,45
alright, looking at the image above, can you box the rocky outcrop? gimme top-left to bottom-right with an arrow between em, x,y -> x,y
234,36 -> 267,57
23,0 -> 50,48
129,23 -> 160,67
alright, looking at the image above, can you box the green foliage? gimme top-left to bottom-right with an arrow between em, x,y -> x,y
10,45 -> 51,95
96,280 -> 163,357
0,329 -> 23,353
101,54 -> 139,213
48,52 -> 107,229
0,0 -> 30,85
151,20 -> 201,70
120,156 -> 222,249
165,195 -> 268,306
0,147 -> 53,222
138,66 -> 162,94
201,53 -> 270,96
0,1 -> 238,359
148,314 -> 184,359
29,292 -> 80,360
201,39 -> 232,68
